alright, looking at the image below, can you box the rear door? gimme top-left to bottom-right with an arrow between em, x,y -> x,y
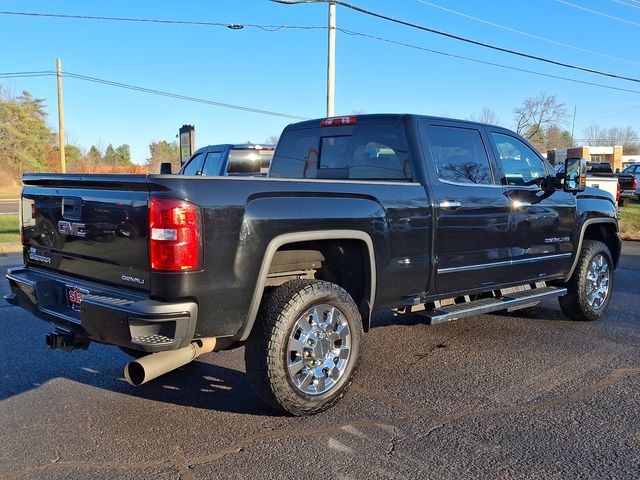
200,150 -> 225,176
419,119 -> 511,294
487,129 -> 576,283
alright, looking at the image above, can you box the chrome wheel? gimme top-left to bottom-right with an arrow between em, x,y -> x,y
287,304 -> 351,396
586,254 -> 610,310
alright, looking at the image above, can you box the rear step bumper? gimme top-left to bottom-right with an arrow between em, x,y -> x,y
423,286 -> 567,325
5,267 -> 197,353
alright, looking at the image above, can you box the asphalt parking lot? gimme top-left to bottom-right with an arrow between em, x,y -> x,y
1,243 -> 639,480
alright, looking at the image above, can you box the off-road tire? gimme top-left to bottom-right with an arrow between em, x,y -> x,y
559,240 -> 614,321
245,279 -> 363,416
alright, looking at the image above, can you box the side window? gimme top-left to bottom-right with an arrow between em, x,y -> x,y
424,125 -> 493,185
269,128 -> 320,179
200,152 -> 223,176
181,153 -> 204,176
492,133 -> 548,187
318,124 -> 411,181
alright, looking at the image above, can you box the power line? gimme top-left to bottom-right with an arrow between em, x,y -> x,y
611,0 -> 640,10
332,0 -> 640,84
578,104 -> 640,125
3,7 -> 640,86
0,11 -> 325,32
0,70 -> 310,119
62,72 -> 310,120
338,28 -> 640,95
555,0 -> 640,27
415,0 -> 640,65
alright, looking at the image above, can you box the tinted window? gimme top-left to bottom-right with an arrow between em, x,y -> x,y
492,133 -> 547,186
200,152 -> 223,176
227,148 -> 274,175
270,128 -> 320,179
270,124 -> 411,181
318,124 -> 411,180
425,126 -> 493,185
181,153 -> 204,176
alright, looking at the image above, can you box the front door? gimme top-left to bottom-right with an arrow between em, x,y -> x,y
419,120 -> 512,294
487,130 -> 577,283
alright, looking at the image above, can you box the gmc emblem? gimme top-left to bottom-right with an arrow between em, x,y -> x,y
58,220 -> 88,238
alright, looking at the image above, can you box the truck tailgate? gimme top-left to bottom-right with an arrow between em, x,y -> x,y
21,175 -> 151,290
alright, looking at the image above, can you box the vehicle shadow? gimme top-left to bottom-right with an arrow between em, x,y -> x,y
0,321 -> 277,416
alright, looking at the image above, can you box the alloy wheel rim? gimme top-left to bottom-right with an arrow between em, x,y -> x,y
586,254 -> 610,310
286,304 -> 351,396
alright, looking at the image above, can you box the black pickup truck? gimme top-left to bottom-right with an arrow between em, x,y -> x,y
6,114 -> 621,415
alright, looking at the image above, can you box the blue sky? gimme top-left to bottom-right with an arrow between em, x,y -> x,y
1,0 -> 639,164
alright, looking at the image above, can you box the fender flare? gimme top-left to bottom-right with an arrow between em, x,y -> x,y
235,230 -> 377,341
564,218 -> 618,282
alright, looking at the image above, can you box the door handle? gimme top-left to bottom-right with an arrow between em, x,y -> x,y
511,200 -> 531,208
439,201 -> 462,209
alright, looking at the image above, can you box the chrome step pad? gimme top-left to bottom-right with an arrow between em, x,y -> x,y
422,286 -> 567,325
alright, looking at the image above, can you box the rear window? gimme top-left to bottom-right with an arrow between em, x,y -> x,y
227,148 -> 274,175
270,124 -> 412,181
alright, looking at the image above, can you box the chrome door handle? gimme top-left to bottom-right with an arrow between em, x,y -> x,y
439,201 -> 462,208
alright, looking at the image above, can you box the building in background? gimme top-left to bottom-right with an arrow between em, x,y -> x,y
548,146 -> 624,171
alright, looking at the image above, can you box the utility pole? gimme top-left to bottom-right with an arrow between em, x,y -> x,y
327,2 -> 336,117
56,58 -> 66,173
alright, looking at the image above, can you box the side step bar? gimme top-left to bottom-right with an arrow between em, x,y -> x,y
422,286 -> 567,325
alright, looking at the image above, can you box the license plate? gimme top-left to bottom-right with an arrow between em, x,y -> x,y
66,285 -> 89,311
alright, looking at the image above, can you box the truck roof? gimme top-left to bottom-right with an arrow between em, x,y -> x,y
284,113 -> 503,130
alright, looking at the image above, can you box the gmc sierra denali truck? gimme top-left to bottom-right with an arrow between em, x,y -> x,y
5,114 -> 621,415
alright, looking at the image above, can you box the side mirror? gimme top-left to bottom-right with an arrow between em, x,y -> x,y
160,162 -> 172,174
563,158 -> 587,192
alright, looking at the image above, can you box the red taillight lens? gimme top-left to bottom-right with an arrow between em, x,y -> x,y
149,197 -> 201,271
616,182 -> 621,201
321,115 -> 356,127
633,175 -> 638,190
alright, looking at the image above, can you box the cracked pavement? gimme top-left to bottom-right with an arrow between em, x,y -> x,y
1,242 -> 639,479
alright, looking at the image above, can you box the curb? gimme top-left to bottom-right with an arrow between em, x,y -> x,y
0,243 -> 23,255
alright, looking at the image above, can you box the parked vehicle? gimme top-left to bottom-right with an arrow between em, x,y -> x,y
172,144 -> 275,176
5,114 -> 621,415
557,161 -> 636,206
622,163 -> 640,197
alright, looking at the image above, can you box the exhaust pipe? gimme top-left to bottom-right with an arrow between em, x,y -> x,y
124,337 -> 216,386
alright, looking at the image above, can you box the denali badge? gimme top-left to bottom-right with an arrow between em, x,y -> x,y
58,220 -> 87,237
122,275 -> 145,285
28,247 -> 52,264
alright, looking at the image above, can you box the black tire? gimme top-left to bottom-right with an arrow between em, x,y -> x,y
559,240 -> 614,321
619,198 -> 629,208
245,279 -> 363,416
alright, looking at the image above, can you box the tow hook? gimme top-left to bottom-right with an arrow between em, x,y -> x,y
45,328 -> 90,352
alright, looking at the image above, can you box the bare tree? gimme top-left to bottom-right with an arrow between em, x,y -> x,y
582,124 -> 639,152
265,134 -> 280,145
469,108 -> 501,126
514,92 -> 568,140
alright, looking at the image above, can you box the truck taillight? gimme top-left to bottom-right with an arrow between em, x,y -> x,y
633,175 -> 638,190
149,198 -> 201,271
616,182 -> 620,201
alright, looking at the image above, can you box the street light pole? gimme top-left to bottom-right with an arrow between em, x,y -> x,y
271,0 -> 336,116
326,2 -> 336,117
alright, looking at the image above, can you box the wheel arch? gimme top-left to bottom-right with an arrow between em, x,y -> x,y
235,230 -> 377,341
564,218 -> 620,282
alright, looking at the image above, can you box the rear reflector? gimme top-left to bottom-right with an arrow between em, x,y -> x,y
321,115 -> 356,127
149,198 -> 201,271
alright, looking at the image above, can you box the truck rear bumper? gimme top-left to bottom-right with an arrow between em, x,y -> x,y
5,267 -> 197,353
